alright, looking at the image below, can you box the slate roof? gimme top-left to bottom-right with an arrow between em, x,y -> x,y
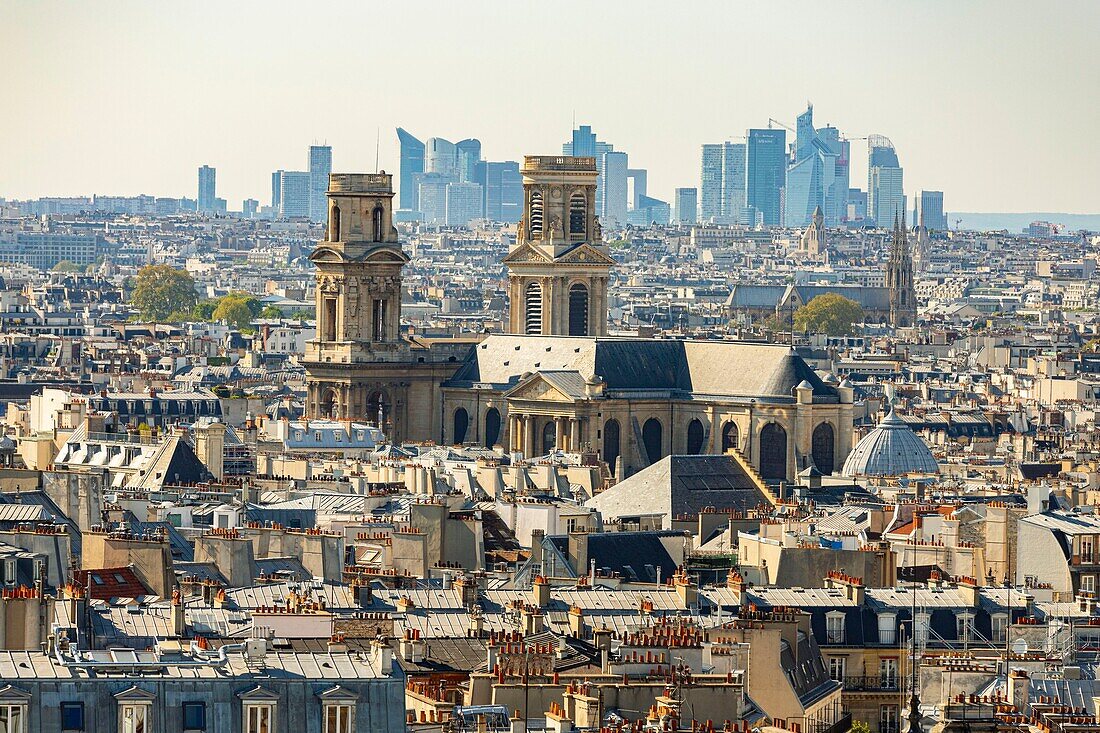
545,531 -> 684,583
446,335 -> 837,404
586,455 -> 774,523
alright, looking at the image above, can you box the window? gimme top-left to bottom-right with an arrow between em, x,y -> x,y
879,657 -> 898,689
372,298 -> 386,341
1083,575 -> 1096,594
992,614 -> 1008,644
880,704 -> 899,733
914,612 -> 931,646
1082,536 -> 1094,563
956,613 -> 974,642
324,704 -> 354,733
119,704 -> 149,733
2,559 -> 14,585
568,192 -> 586,238
524,282 -> 543,334
828,656 -> 846,682
529,191 -> 544,237
878,613 -> 897,646
371,206 -> 384,242
0,704 -> 25,733
567,283 -> 589,336
181,702 -> 206,731
244,704 -> 274,733
826,612 -> 845,644
61,703 -> 84,731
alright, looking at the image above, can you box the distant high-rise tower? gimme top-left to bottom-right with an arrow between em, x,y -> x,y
746,129 -> 786,226
197,165 -> 216,214
784,105 -> 848,227
425,138 -> 457,178
455,139 -> 482,184
886,211 -> 916,327
915,190 -> 946,231
700,142 -> 745,224
503,156 -> 613,337
601,151 -> 629,226
674,188 -> 698,225
868,135 -> 905,228
396,128 -> 425,214
309,145 -> 333,224
484,161 -> 523,223
278,171 -> 311,218
563,126 -> 615,220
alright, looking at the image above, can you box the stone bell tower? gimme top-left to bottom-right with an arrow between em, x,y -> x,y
503,156 -> 614,337
303,173 -> 409,423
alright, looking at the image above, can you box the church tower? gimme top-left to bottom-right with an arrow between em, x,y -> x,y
301,171 -> 462,441
800,205 -> 825,257
503,156 -> 614,337
886,210 -> 917,327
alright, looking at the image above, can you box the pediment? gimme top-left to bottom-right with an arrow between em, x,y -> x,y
317,684 -> 359,702
310,246 -> 348,264
501,243 -> 552,264
359,246 -> 410,264
505,374 -> 575,403
113,685 -> 157,702
237,685 -> 281,701
553,243 -> 615,266
0,685 -> 31,703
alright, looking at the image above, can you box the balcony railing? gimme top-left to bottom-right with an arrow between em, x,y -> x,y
843,675 -> 900,691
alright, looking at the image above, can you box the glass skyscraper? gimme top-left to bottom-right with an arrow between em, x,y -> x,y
308,145 -> 332,224
674,187 -> 698,225
396,128 -> 425,213
868,135 -> 904,227
277,171 -> 310,218
746,129 -> 786,227
699,142 -> 745,224
197,165 -> 216,214
916,190 -> 947,230
484,161 -> 523,223
455,139 -> 482,184
783,106 -> 847,227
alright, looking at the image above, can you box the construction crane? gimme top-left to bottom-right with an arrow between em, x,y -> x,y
767,118 -> 794,133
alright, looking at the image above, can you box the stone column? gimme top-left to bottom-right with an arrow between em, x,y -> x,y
569,418 -> 580,451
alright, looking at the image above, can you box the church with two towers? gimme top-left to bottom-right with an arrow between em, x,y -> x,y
302,156 -> 854,482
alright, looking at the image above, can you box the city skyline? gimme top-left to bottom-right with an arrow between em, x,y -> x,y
3,1 -> 1099,213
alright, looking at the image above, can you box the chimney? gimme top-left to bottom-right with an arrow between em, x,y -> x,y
171,587 -> 186,637
193,420 -> 226,481
468,608 -> 485,638
533,575 -> 551,608
567,605 -> 586,639
566,529 -> 588,577
1007,669 -> 1029,712
399,629 -> 426,663
956,575 -> 980,607
456,574 -> 478,608
726,570 -> 747,606
372,637 -> 393,676
674,567 -> 698,608
521,605 -> 545,635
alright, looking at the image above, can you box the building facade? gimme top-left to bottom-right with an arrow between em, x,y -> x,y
747,129 -> 786,226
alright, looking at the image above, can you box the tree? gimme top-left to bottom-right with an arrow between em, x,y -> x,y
848,722 -> 871,733
259,305 -> 283,319
793,293 -> 864,336
130,265 -> 197,321
212,294 -> 255,329
51,260 -> 83,273
191,299 -> 218,321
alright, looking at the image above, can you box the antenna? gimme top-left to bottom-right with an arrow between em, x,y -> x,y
375,127 -> 380,173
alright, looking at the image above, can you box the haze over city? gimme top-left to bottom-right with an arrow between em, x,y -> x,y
3,0 -> 1099,213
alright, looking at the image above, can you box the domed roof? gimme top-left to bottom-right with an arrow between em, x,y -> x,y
841,408 -> 939,478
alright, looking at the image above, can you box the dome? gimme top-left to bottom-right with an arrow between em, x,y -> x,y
842,409 -> 939,478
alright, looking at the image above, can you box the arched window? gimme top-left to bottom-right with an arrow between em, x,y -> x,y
686,419 -> 705,454
603,419 -> 621,475
721,422 -> 739,452
320,389 -> 339,420
812,422 -> 835,475
367,390 -> 387,427
759,422 -> 788,481
642,418 -> 663,466
541,420 -> 557,455
484,408 -> 501,448
330,204 -> 341,242
569,191 -> 586,238
525,282 -> 543,334
453,407 -> 469,445
372,206 -> 384,242
529,191 -> 544,238
568,283 -> 589,336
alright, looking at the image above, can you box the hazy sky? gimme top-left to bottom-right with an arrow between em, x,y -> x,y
3,1 -> 1098,213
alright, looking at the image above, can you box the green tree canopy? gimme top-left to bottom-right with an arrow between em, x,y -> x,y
793,293 -> 864,336
191,299 -> 218,320
51,260 -> 83,273
130,265 -> 197,321
259,305 -> 283,319
212,294 -> 256,329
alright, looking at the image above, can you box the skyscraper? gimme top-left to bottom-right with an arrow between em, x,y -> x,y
563,125 -> 615,219
271,171 -> 282,209
278,171 -> 311,218
746,129 -> 785,226
868,135 -> 904,228
601,151 -> 629,226
455,139 -> 482,184
308,145 -> 332,223
197,165 -> 216,214
484,161 -> 523,223
915,190 -> 947,231
445,182 -> 483,227
783,105 -> 847,227
396,127 -> 425,214
721,142 -> 746,224
417,173 -> 449,225
674,188 -> 698,225
425,138 -> 457,178
700,144 -> 724,222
